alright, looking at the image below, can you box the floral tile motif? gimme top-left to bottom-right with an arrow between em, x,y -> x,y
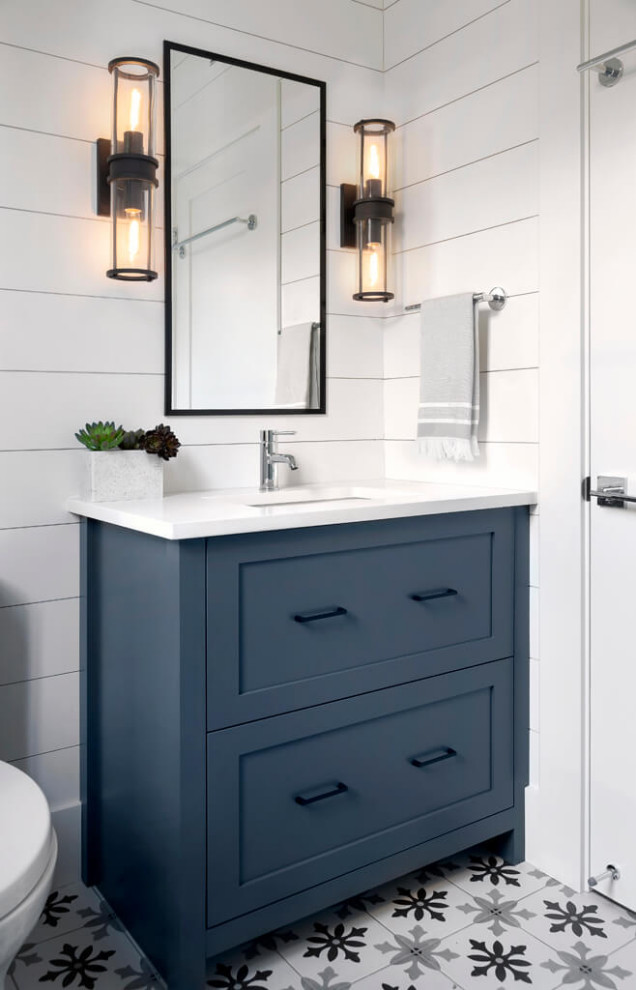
207,959 -> 298,990
365,874 -> 474,940
208,936 -> 301,990
588,936 -> 636,989
10,923 -> 162,990
527,866 -> 577,897
276,907 -> 390,984
77,900 -> 126,943
280,966 -> 354,990
11,847 -> 636,990
353,968 -> 462,989
374,923 -> 460,981
612,907 -> 636,943
455,887 -> 537,936
27,883 -> 103,945
520,887 -> 636,954
448,852 -> 549,899
540,939 -> 633,989
440,923 -> 561,989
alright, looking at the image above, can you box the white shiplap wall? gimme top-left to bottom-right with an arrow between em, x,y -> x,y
381,0 -> 541,793
1,0 -> 544,883
383,0 -> 539,491
0,0 -> 386,883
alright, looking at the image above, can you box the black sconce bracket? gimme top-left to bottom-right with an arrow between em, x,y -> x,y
96,139 -> 158,217
339,183 -> 395,248
96,138 -> 111,216
340,183 -> 357,248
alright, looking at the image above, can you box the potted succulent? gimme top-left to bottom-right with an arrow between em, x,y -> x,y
75,421 -> 181,501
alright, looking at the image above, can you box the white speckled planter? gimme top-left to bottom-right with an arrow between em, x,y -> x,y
84,450 -> 164,501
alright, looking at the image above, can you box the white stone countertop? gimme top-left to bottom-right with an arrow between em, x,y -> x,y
67,479 -> 537,541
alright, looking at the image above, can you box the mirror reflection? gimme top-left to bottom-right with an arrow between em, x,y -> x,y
165,43 -> 325,414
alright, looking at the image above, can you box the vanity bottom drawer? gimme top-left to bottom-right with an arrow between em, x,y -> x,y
207,659 -> 513,926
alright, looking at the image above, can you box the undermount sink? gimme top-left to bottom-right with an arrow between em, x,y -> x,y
244,496 -> 371,507
222,486 -> 406,509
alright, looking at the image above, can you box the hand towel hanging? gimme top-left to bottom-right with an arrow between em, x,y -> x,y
417,292 -> 480,461
275,322 -> 319,409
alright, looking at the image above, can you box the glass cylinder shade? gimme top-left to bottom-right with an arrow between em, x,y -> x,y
352,119 -> 395,302
110,57 -> 157,157
107,58 -> 159,281
354,119 -> 394,201
357,221 -> 389,301
110,178 -> 155,279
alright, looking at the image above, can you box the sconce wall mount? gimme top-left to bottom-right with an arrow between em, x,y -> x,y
96,57 -> 160,281
340,118 -> 395,303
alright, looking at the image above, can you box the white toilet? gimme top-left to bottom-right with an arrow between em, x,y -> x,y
0,760 -> 58,989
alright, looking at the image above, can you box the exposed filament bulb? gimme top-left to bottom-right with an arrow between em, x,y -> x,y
369,142 -> 380,180
129,88 -> 142,131
127,217 -> 140,262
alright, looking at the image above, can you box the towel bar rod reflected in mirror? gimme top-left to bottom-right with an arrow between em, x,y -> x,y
404,287 -> 507,313
174,213 -> 257,257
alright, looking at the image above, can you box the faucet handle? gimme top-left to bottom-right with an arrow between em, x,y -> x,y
272,430 -> 296,436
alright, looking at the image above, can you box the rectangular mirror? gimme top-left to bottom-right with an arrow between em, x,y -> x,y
164,41 -> 326,415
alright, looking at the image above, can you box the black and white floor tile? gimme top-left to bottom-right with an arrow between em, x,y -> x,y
8,847 -> 636,989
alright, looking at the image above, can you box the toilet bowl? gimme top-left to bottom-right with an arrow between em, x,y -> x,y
0,760 -> 58,990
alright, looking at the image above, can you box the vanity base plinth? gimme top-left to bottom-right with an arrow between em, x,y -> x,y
80,508 -> 529,990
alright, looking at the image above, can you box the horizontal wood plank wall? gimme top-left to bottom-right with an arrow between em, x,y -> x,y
383,0 -> 539,492
0,0 -> 385,882
382,0 -> 541,816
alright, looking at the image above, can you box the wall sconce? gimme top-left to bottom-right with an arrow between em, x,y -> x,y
340,118 -> 395,302
96,57 -> 160,281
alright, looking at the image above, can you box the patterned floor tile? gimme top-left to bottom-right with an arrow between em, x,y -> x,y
11,847 -> 636,989
353,966 -> 465,989
369,922 -> 467,985
447,850 -> 550,900
275,905 -> 392,984
438,923 -> 563,989
10,922 -> 162,990
206,951 -> 301,990
362,873 -> 474,941
519,885 -> 636,955
26,883 -> 103,945
544,938 -> 635,989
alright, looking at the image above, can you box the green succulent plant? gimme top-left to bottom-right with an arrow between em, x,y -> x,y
141,424 -> 181,461
75,421 -> 181,460
75,421 -> 125,451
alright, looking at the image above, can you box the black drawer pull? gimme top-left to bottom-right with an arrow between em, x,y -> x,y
294,606 -> 348,624
410,588 -> 458,603
295,781 -> 349,806
410,747 -> 457,769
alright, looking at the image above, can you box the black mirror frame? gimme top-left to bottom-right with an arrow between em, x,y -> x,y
163,40 -> 327,416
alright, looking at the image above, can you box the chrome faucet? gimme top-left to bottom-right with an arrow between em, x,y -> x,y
259,430 -> 299,492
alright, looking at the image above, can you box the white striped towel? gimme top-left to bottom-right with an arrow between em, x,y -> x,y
417,292 -> 479,462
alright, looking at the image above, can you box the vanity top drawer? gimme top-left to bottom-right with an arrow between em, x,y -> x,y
206,509 -> 515,728
207,657 -> 513,925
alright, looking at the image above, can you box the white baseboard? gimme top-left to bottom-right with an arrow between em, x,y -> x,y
51,802 -> 81,888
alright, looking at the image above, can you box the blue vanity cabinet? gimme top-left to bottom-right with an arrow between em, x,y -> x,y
81,507 -> 529,990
